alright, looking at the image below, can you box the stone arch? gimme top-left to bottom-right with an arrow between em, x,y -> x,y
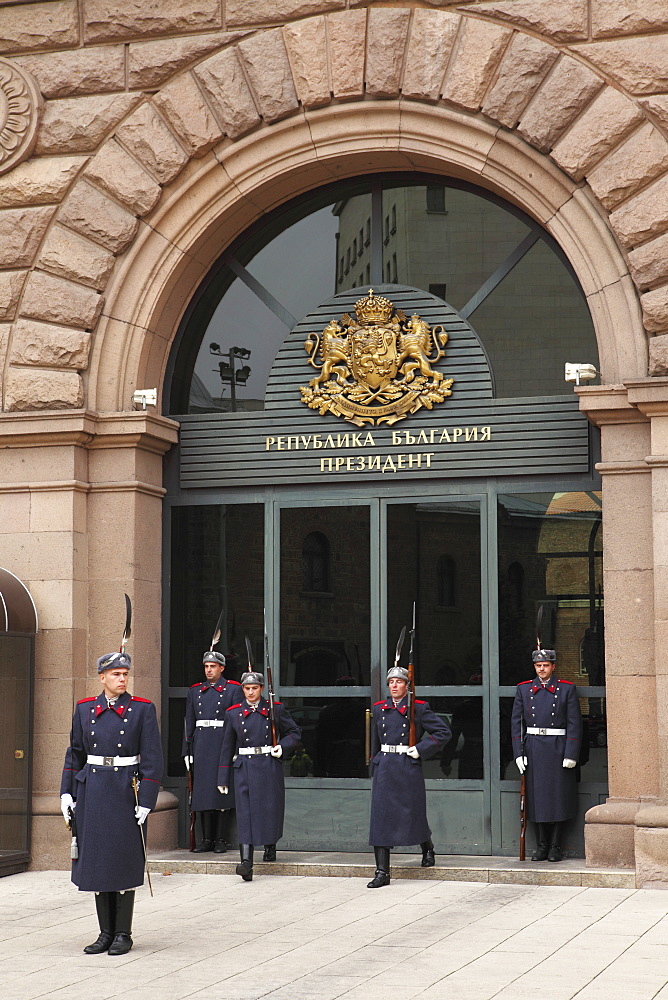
2,5 -> 666,411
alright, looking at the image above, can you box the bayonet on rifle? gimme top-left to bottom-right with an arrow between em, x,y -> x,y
263,612 -> 278,747
407,601 -> 416,747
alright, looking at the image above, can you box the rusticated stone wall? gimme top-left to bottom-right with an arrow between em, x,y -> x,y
0,2 -> 667,410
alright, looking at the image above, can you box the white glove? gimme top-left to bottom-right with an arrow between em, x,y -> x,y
406,746 -> 420,759
270,744 -> 283,758
135,805 -> 151,825
60,793 -> 75,825
218,785 -> 228,795
563,758 -> 577,769
183,755 -> 193,771
515,756 -> 527,775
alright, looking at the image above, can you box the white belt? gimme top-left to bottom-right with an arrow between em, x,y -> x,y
196,720 -> 225,728
526,728 -> 566,736
87,754 -> 140,766
238,746 -> 273,756
381,744 -> 409,754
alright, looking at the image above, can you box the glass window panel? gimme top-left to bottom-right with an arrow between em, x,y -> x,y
387,501 -> 482,686
430,695 -> 484,780
0,636 -> 31,854
498,493 -> 603,688
280,696 -> 369,778
280,506 -> 371,686
170,504 -> 264,687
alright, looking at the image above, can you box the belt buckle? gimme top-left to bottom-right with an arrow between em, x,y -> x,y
253,747 -> 263,755
103,756 -> 114,766
388,746 -> 396,753
539,728 -> 547,736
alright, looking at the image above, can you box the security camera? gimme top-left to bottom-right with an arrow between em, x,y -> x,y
564,363 -> 598,386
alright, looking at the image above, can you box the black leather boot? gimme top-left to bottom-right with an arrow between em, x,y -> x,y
84,891 -> 115,954
194,811 -> 214,852
263,844 -> 276,862
420,838 -> 435,867
108,891 -> 134,955
531,823 -> 549,861
213,811 -> 227,853
548,822 -> 563,862
236,844 -> 254,881
367,847 -> 391,888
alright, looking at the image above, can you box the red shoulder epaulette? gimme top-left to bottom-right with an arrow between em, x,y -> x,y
558,679 -> 574,685
132,696 -> 152,704
274,700 -> 282,706
227,703 -> 242,711
228,679 -> 241,685
415,699 -> 426,704
374,700 -> 385,706
518,679 -> 533,686
190,682 -> 202,688
77,696 -> 96,704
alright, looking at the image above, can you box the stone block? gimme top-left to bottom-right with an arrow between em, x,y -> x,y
0,206 -> 54,267
0,270 -> 28,321
237,28 -> 299,122
0,1 -> 78,55
4,367 -> 83,410
85,138 -> 162,215
462,0 -> 588,42
551,87 -> 643,182
116,103 -> 188,186
610,174 -> 668,249
641,286 -> 668,336
152,73 -> 223,158
38,224 -> 115,290
193,47 -> 261,140
226,0 -> 345,27
0,491 -> 29,533
588,123 -> 668,212
518,56 -> 603,152
35,93 -> 143,156
481,32 -> 558,129
365,7 -> 411,99
592,1 -> 668,39
629,233 -> 668,293
83,0 -> 221,44
20,271 -> 103,330
327,8 -> 366,100
0,155 -> 86,209
641,96 -> 668,136
284,16 -> 330,110
401,9 -> 459,103
34,628 -> 87,677
58,178 -> 140,254
128,31 -> 251,90
442,17 -> 512,112
585,821 -> 636,869
10,318 -> 91,369
146,791 -> 179,852
16,45 -> 125,98
0,320 -> 7,374
575,36 -> 668,97
635,825 -> 668,888
29,812 -> 70,871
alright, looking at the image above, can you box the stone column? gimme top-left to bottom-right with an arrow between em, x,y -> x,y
0,410 -> 179,870
577,385 -> 658,870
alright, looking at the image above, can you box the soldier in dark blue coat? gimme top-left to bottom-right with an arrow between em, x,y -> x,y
182,651 -> 240,853
217,670 -> 301,881
512,648 -> 583,862
367,666 -> 451,888
60,651 -> 163,954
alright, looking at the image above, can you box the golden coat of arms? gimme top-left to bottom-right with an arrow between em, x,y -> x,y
300,290 -> 454,427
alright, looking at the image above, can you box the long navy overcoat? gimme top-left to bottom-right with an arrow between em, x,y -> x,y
511,675 -> 583,823
218,698 -> 301,845
369,697 -> 450,847
61,690 -> 163,892
181,678 -> 241,811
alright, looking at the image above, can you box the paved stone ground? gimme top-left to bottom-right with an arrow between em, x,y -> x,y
1,870 -> 667,1000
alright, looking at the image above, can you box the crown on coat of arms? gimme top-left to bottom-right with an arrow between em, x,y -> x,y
354,289 -> 394,325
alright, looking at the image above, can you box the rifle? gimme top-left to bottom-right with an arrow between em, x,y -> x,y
407,601 -> 417,747
263,613 -> 278,747
184,718 -> 195,852
519,723 -> 527,861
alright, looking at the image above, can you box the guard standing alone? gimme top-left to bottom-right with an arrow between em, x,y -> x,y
60,651 -> 163,954
182,651 -> 240,852
512,648 -> 583,862
368,666 -> 450,887
218,670 -> 301,881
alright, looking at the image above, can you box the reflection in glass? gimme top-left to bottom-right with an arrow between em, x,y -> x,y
433,694 -> 484,780
280,506 -> 371,686
170,504 -> 264,687
281,697 -> 369,778
0,636 -> 31,854
498,493 -> 603,688
387,502 -> 482,686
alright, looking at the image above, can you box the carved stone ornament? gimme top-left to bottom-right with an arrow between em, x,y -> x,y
300,289 -> 454,427
0,59 -> 42,176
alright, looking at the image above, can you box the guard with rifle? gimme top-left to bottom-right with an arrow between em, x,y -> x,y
217,633 -> 301,882
182,616 -> 240,853
367,606 -> 451,888
60,596 -> 163,955
512,639 -> 583,862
